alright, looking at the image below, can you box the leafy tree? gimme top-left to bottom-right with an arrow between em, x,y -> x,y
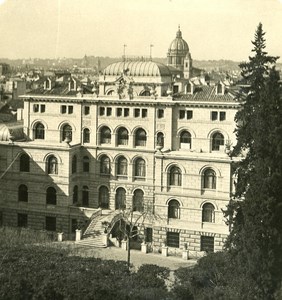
117,205 -> 162,270
225,23 -> 282,299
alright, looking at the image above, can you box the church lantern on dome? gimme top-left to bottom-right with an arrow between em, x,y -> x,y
167,26 -> 192,75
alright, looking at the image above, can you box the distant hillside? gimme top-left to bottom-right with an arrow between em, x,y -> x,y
1,56 -> 281,72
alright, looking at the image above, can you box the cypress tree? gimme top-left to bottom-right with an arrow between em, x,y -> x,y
225,23 -> 282,299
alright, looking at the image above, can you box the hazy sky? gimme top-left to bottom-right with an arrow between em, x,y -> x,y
0,0 -> 281,61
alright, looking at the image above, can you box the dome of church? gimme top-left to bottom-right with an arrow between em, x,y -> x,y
168,27 -> 189,54
103,61 -> 172,77
0,123 -> 25,141
0,124 -> 10,141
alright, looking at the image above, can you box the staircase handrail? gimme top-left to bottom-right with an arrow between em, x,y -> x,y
82,208 -> 102,236
107,211 -> 123,234
0,151 -> 21,180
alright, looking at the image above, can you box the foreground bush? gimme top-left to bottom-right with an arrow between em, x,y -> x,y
0,244 -> 170,300
0,227 -> 54,250
172,252 -> 243,300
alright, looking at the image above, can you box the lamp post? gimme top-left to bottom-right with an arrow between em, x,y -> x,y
123,44 -> 127,61
150,44 -> 154,60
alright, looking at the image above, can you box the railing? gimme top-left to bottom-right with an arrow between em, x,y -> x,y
82,208 -> 103,236
107,211 -> 123,234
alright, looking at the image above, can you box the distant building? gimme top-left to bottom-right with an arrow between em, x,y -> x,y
0,63 -> 10,76
5,78 -> 26,100
0,28 -> 239,256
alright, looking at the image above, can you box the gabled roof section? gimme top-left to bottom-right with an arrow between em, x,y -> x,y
176,85 -> 239,102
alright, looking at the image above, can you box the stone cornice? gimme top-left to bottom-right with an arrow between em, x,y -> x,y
20,95 -> 239,109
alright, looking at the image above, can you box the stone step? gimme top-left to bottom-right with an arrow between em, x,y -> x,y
76,237 -> 106,248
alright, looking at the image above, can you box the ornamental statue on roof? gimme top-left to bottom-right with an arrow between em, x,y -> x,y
115,68 -> 134,99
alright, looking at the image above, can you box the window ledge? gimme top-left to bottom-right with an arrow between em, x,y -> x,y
117,175 -> 128,180
46,204 -> 56,208
134,177 -> 145,181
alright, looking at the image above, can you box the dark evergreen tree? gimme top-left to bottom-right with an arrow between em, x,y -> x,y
225,23 -> 282,299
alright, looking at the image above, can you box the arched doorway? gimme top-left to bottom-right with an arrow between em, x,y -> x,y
99,186 -> 109,209
115,187 -> 126,210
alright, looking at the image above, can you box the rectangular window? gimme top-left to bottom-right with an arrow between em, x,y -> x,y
142,109 -> 147,118
220,111 -> 226,121
134,108 -> 140,118
124,108 -> 129,117
33,104 -> 39,113
106,107 -> 112,116
145,228 -> 153,243
45,216 -> 56,231
71,219 -> 78,233
200,236 -> 214,252
173,85 -> 179,94
167,232 -> 180,248
82,191 -> 89,207
187,110 -> 193,120
83,161 -> 90,172
61,105 -> 67,114
211,111 -> 218,121
40,104 -> 46,113
157,109 -> 164,118
179,110 -> 185,119
68,106 -> 73,114
100,107 -> 105,116
117,108 -> 122,117
17,213 -> 28,228
84,106 -> 90,115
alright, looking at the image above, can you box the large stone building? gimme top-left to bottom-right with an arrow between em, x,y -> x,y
0,28 -> 239,255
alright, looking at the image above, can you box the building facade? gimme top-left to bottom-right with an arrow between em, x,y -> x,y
0,28 -> 239,255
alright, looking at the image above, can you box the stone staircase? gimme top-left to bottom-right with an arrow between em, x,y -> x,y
83,214 -> 106,238
76,210 -> 119,248
75,236 -> 107,248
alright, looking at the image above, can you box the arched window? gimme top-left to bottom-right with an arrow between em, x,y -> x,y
100,155 -> 110,175
117,127 -> 129,146
135,158 -> 146,178
62,124 -> 72,142
107,90 -> 114,96
186,82 -> 192,93
83,156 -> 89,172
99,186 -> 109,209
156,132 -> 164,147
180,131 -> 192,149
203,169 -> 216,189
72,155 -> 77,174
73,185 -> 78,204
212,132 -> 224,151
168,200 -> 180,218
217,83 -> 223,94
20,153 -> 30,172
46,187 -> 56,205
100,126 -> 111,144
202,203 -> 215,222
169,166 -> 182,186
47,155 -> 58,174
18,184 -> 28,202
140,90 -> 150,96
135,128 -> 147,147
117,156 -> 128,176
133,189 -> 144,212
83,128 -> 90,143
34,123 -> 45,139
82,186 -> 89,207
115,187 -> 126,210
